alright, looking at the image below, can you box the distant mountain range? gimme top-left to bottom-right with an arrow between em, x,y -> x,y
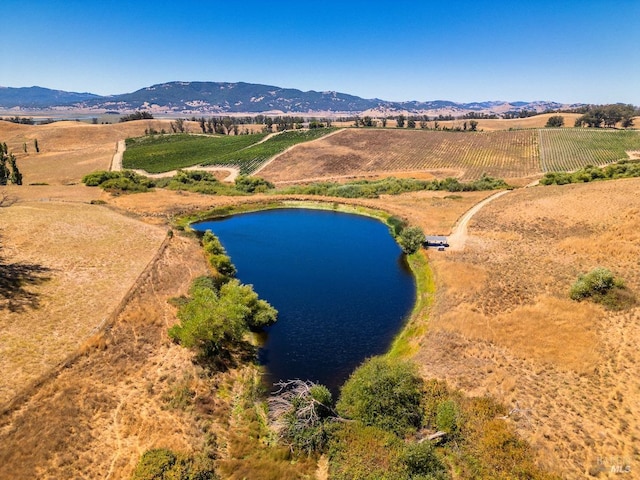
0,81 -> 582,116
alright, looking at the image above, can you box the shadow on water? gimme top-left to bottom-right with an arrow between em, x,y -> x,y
0,235 -> 52,312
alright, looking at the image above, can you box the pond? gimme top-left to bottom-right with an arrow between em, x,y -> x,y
192,208 -> 415,393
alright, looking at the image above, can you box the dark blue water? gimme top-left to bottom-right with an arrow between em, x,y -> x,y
193,208 -> 415,392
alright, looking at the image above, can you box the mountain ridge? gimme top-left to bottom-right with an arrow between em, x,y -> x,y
0,81 -> 582,116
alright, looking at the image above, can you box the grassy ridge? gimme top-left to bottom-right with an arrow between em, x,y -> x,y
122,128 -> 336,175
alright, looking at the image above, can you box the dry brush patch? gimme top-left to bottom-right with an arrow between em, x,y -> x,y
416,178 -> 640,478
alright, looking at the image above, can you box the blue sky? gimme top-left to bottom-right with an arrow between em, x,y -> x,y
2,0 -> 639,104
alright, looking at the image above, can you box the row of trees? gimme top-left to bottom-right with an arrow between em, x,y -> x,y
573,104 -> 637,128
353,114 -> 477,131
0,143 -> 22,185
1,116 -> 35,124
191,115 -> 334,135
119,111 -> 154,122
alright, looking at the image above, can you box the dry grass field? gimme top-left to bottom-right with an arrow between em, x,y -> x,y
1,119 -> 638,478
0,197 -> 167,406
415,178 -> 640,478
0,119 -> 179,185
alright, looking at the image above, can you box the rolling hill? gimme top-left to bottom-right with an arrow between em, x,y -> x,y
0,81 -> 579,116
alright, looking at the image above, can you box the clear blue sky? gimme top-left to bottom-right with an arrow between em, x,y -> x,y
2,0 -> 639,105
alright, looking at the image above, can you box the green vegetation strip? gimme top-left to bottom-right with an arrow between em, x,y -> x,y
387,250 -> 435,358
279,175 -> 510,198
540,158 -> 640,185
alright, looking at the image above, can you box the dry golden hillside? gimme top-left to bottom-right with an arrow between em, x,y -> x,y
1,119 -> 638,478
0,119 -> 178,184
416,178 -> 640,478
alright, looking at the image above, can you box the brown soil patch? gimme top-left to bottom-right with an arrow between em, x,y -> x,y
416,178 -> 640,478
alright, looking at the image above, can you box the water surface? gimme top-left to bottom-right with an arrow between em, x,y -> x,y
193,208 -> 415,392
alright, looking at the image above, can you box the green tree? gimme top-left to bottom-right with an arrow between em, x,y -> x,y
8,154 -> 22,185
468,120 -> 479,131
336,356 -> 424,436
0,149 -> 8,186
545,115 -> 565,127
397,225 -> 425,254
168,278 -> 277,360
396,114 -> 406,128
407,118 -> 416,128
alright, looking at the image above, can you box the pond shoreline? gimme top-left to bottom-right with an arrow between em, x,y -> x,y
179,199 -> 433,369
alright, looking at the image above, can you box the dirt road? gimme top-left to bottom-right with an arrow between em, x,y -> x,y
447,189 -> 510,251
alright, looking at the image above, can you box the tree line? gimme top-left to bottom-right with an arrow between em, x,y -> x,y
573,104 -> 637,128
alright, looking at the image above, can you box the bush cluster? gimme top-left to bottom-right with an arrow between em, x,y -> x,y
265,354 -> 558,479
279,175 -> 510,199
540,159 -> 640,185
131,448 -> 217,480
202,230 -> 237,277
82,169 -> 274,196
234,175 -> 274,193
81,170 -> 155,192
570,267 -> 634,309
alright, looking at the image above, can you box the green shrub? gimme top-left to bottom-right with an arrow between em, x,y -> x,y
387,216 -> 408,236
208,253 -> 237,277
81,170 -> 154,193
201,230 -> 237,277
328,423 -> 407,480
234,175 -> 274,193
400,442 -> 449,479
336,356 -> 424,436
397,225 -> 425,254
132,448 -> 218,480
570,267 -> 615,299
328,423 -> 449,480
436,399 -> 461,436
82,170 -> 121,186
569,267 -> 634,309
